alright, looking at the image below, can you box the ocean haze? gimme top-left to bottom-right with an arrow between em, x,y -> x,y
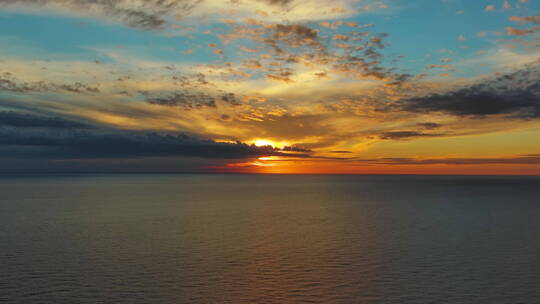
1,174 -> 540,303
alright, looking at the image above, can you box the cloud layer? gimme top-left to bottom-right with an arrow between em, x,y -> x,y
0,109 -> 296,160
400,62 -> 540,118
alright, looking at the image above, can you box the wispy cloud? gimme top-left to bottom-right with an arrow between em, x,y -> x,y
0,0 -> 375,29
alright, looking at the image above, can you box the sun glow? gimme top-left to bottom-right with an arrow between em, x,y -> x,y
253,139 -> 275,147
258,156 -> 279,161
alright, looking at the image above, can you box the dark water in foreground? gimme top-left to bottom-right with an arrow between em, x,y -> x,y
1,174 -> 540,303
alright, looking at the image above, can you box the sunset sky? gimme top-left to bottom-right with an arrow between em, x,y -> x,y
1,0 -> 539,174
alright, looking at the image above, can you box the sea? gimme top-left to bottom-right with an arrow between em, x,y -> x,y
1,174 -> 539,303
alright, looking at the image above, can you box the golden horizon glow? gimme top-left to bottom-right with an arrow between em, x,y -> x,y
218,159 -> 540,175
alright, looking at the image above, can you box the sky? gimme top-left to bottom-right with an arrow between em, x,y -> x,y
0,0 -> 539,174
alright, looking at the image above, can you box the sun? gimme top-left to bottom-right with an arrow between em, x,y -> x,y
253,139 -> 275,147
252,139 -> 291,149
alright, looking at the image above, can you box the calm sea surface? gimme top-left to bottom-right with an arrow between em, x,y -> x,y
1,174 -> 539,303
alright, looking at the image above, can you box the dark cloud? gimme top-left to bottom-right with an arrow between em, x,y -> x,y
220,93 -> 241,105
258,0 -> 293,6
0,72 -> 100,94
386,73 -> 413,86
0,125 -> 271,161
0,111 -> 91,129
0,131 -> 270,159
400,63 -> 540,118
57,82 -> 100,93
172,73 -> 210,87
361,155 -> 540,165
0,73 -> 48,93
266,72 -> 294,83
281,145 -> 312,153
272,24 -> 319,45
0,110 -> 313,163
117,8 -> 166,29
146,74 -> 241,109
147,92 -> 217,109
404,90 -> 540,117
416,122 -> 442,130
379,131 -> 444,140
